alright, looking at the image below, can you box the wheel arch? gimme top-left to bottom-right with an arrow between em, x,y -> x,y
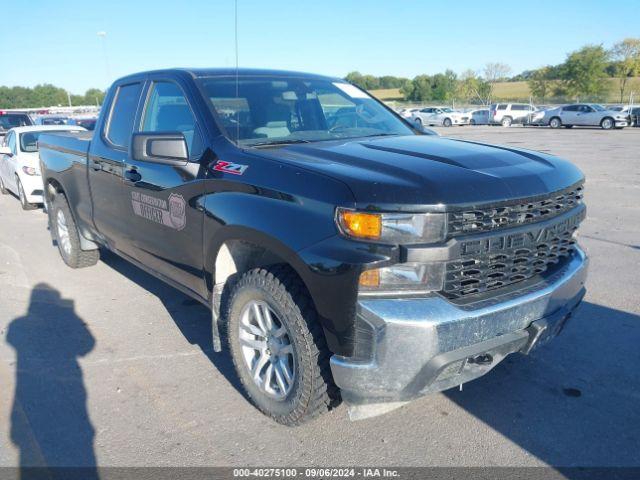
206,226 -> 338,354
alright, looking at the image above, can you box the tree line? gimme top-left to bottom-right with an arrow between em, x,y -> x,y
346,38 -> 640,104
0,84 -> 106,109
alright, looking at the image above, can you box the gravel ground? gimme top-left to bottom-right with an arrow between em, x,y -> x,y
0,125 -> 638,469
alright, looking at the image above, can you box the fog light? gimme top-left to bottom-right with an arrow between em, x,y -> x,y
359,262 -> 444,293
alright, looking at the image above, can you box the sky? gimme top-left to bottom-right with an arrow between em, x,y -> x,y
1,0 -> 639,94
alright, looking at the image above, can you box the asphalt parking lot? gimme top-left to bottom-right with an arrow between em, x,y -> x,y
0,126 -> 639,469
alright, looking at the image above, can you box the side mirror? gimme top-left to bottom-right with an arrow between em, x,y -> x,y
0,146 -> 12,156
131,132 -> 188,165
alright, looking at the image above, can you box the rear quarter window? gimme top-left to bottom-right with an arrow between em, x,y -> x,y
105,82 -> 143,148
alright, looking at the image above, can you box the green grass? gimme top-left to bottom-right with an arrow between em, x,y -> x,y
370,77 -> 640,103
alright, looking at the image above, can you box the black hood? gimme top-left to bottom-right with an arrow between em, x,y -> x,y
251,135 -> 584,208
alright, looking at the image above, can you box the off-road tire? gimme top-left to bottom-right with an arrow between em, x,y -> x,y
17,178 -> 37,210
50,194 -> 100,268
225,266 -> 339,426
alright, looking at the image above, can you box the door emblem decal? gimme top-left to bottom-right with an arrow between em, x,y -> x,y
131,191 -> 187,231
212,160 -> 248,175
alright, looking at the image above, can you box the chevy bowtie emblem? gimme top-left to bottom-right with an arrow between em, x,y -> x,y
212,160 -> 248,175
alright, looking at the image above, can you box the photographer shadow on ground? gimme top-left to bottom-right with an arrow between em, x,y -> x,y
7,283 -> 98,479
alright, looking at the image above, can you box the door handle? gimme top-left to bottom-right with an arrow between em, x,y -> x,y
124,168 -> 142,183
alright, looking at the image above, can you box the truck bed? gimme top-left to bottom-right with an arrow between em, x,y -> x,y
38,130 -> 93,157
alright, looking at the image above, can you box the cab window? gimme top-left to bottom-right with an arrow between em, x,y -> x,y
106,82 -> 143,149
141,81 -> 202,158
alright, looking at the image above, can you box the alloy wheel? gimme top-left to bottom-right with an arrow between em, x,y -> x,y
56,209 -> 72,256
238,300 -> 295,400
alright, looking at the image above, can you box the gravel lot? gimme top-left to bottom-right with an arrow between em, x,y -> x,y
0,126 -> 639,468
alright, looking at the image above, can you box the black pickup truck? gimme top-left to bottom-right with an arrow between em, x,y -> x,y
38,68 -> 588,425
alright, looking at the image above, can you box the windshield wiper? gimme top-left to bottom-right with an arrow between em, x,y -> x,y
249,139 -> 311,148
357,133 -> 401,139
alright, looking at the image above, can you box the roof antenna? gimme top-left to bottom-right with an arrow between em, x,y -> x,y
234,0 -> 240,145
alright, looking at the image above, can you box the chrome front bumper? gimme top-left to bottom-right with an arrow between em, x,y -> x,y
330,247 -> 588,420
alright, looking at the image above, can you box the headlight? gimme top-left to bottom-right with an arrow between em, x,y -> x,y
359,262 -> 445,293
336,208 -> 447,244
22,166 -> 39,176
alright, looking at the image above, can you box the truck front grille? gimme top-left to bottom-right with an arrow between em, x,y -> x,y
442,208 -> 583,299
448,183 -> 584,236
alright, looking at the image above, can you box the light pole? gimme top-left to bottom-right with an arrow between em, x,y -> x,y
97,31 -> 111,87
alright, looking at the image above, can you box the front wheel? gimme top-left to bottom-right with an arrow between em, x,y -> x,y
443,118 -> 452,127
50,194 -> 100,268
226,267 -> 338,426
0,176 -> 8,195
17,178 -> 37,210
600,117 -> 614,130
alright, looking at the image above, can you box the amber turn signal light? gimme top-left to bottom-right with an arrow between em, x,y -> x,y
338,210 -> 382,239
359,269 -> 381,288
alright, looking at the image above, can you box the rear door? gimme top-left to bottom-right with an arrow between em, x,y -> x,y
120,76 -> 207,297
561,105 -> 579,124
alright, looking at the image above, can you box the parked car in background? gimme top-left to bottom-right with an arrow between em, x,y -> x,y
0,125 -> 85,209
397,108 -> 419,119
411,106 -> 469,127
629,107 -> 640,127
468,109 -> 489,125
72,117 -> 98,130
35,115 -> 71,126
0,112 -> 34,139
545,104 -> 629,130
490,103 -> 537,127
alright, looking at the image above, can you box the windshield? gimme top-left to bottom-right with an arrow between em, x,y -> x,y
590,104 -> 606,111
0,114 -> 31,130
440,108 -> 453,113
197,76 -> 413,146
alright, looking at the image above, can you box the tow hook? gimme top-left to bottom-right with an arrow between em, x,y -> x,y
468,354 -> 493,366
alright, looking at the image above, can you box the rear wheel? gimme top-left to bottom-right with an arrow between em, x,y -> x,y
50,194 -> 99,268
549,117 -> 562,129
226,266 -> 338,426
501,116 -> 513,127
443,118 -> 452,127
17,178 -> 37,210
0,176 -> 8,195
600,117 -> 614,130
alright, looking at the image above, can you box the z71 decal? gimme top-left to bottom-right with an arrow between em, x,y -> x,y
212,160 -> 248,175
131,191 -> 187,231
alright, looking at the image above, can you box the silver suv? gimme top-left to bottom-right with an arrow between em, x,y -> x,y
490,103 -> 537,127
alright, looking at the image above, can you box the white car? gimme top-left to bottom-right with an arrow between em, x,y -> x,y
490,103 -> 538,126
411,106 -> 469,128
0,125 -> 86,209
397,108 -> 419,119
544,104 -> 629,129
